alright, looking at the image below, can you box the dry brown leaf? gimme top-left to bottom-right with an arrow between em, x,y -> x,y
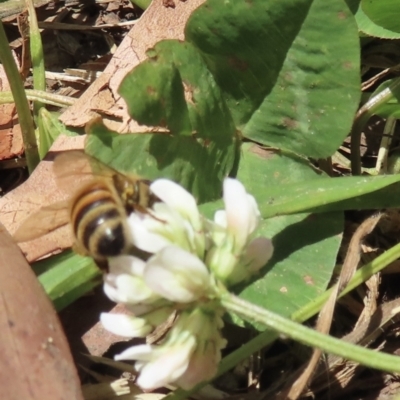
60,0 -> 205,132
0,221 -> 83,400
0,134 -> 85,262
0,64 -> 24,160
81,303 -> 133,357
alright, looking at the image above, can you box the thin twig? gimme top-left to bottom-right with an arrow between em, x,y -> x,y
37,20 -> 138,30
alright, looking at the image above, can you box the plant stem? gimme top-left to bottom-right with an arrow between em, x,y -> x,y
26,0 -> 45,112
220,291 -> 400,374
0,21 -> 39,173
351,78 -> 400,175
0,90 -> 75,107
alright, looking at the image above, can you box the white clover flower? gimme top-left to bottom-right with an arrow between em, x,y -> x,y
113,308 -> 226,391
104,255 -> 161,305
117,340 -> 196,390
100,313 -> 153,338
151,179 -> 203,235
208,178 -> 273,285
243,236 -> 274,273
218,178 -> 260,250
100,306 -> 175,339
100,177 -> 273,390
175,308 -> 227,390
144,246 -> 213,303
128,179 -> 205,258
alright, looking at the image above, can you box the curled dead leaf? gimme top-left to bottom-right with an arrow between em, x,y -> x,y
0,221 -> 83,400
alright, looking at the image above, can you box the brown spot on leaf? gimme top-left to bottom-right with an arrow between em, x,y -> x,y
147,86 -> 156,95
249,144 -> 276,159
282,117 -> 298,129
283,71 -> 293,82
280,286 -> 288,293
182,81 -> 195,105
228,56 -> 249,72
343,61 -> 353,70
202,138 -> 211,148
303,275 -> 314,285
337,11 -> 346,20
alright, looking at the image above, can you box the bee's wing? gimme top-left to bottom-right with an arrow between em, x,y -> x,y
53,150 -> 122,191
13,201 -> 70,243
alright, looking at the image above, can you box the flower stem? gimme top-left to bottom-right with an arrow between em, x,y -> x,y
220,291 -> 400,374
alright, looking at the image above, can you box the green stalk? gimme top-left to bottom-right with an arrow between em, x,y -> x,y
351,78 -> 400,175
26,0 -> 45,112
26,0 -> 47,160
0,21 -> 39,173
0,89 -> 75,107
220,292 -> 400,373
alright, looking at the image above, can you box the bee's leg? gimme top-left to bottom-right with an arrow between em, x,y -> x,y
127,244 -> 152,261
132,204 -> 145,214
137,179 -> 161,208
72,242 -> 90,257
94,259 -> 109,273
133,204 -> 165,223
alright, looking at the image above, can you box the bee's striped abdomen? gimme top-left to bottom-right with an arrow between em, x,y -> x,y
70,181 -> 129,259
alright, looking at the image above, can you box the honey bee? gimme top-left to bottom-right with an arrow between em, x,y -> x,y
14,150 -> 158,261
